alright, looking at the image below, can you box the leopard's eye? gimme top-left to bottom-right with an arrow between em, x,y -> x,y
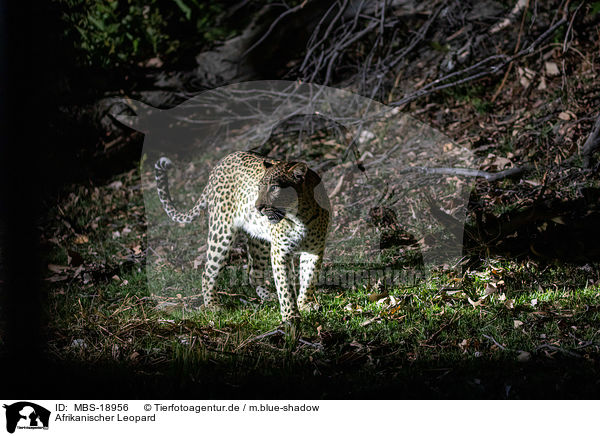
269,185 -> 279,193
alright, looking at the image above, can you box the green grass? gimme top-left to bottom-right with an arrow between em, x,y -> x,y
41,166 -> 600,398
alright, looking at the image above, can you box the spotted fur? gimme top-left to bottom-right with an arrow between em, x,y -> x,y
154,151 -> 330,322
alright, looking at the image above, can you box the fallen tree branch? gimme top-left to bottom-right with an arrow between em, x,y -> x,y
397,165 -> 530,182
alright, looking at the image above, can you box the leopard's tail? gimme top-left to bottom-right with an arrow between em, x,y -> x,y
154,157 -> 206,224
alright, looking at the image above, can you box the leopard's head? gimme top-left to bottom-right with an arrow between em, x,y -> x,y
255,160 -> 308,224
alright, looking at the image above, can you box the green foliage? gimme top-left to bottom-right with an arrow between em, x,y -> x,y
429,41 -> 450,53
440,84 -> 493,114
57,0 -> 229,68
470,97 -> 493,114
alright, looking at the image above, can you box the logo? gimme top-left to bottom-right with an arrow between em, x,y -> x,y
3,402 -> 50,434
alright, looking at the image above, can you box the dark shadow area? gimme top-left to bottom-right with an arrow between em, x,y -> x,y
12,356 -> 600,400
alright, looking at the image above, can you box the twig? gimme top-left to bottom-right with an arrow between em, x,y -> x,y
491,0 -> 530,102
300,0 -> 349,74
574,341 -> 598,350
235,328 -> 285,351
390,18 -> 567,107
298,338 -> 324,349
562,1 -> 583,54
535,343 -> 582,358
329,173 -> 346,198
240,1 -> 307,59
388,2 -> 444,68
483,334 -> 507,350
421,312 -> 461,345
489,0 -> 529,34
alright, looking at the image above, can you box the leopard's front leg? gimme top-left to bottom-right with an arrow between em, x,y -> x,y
297,250 -> 323,311
270,239 -> 300,323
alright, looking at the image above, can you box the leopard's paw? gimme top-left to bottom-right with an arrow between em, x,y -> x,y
298,300 -> 320,313
201,303 -> 224,313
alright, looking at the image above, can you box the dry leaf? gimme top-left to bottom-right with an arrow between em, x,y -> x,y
558,111 -> 571,121
129,351 -> 140,361
537,76 -> 547,90
545,61 -> 559,76
518,67 -> 535,88
517,351 -> 531,362
514,320 -> 524,328
344,303 -> 363,313
72,264 -> 84,278
468,297 -> 484,307
74,234 -> 89,244
368,292 -> 388,302
46,275 -> 68,282
484,282 -> 498,296
361,316 -> 382,327
358,130 -> 375,144
143,56 -> 163,68
48,264 -> 69,273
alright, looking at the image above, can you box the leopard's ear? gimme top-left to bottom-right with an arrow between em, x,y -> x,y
263,161 -> 274,169
288,162 -> 308,182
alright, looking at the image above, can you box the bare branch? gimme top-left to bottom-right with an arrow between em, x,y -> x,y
483,334 -> 507,350
240,1 -> 308,59
489,0 -> 529,35
394,165 -> 530,182
389,18 -> 567,107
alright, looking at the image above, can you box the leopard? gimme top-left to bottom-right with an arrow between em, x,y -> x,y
154,150 -> 330,323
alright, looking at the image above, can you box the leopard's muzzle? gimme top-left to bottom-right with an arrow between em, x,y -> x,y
257,205 -> 286,224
